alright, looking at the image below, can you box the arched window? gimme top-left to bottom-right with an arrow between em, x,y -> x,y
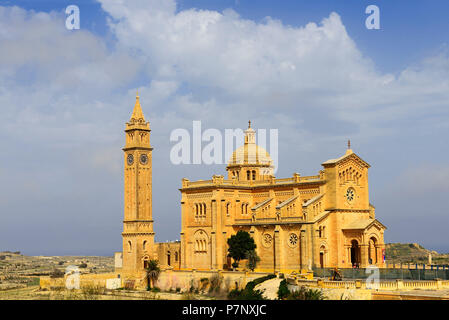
143,240 -> 147,251
175,252 -> 178,262
226,202 -> 231,216
252,170 -> 256,180
247,170 -> 251,180
127,241 -> 132,253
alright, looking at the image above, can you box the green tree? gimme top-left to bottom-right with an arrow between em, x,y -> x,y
227,230 -> 256,268
145,260 -> 161,291
245,250 -> 260,271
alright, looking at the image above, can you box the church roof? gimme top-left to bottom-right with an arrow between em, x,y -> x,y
342,219 -> 386,231
251,198 -> 273,211
276,195 -> 298,209
321,150 -> 370,168
302,194 -> 324,207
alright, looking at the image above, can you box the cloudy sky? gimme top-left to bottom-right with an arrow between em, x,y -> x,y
1,0 -> 449,255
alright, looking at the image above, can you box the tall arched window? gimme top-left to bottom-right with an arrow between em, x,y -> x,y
252,170 -> 256,180
247,170 -> 251,180
143,240 -> 147,251
127,241 -> 132,253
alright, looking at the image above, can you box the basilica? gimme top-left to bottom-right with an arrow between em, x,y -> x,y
116,95 -> 386,276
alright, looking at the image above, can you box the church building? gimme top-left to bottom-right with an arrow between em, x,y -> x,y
116,95 -> 386,276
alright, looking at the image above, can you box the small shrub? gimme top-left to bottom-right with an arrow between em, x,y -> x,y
227,274 -> 275,300
209,274 -> 223,293
81,284 -> 104,300
151,287 -> 160,293
277,279 -> 290,300
286,286 -> 327,300
50,269 -> 64,278
78,263 -> 88,268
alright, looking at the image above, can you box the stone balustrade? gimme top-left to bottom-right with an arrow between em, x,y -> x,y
290,277 -> 449,291
181,175 -> 322,188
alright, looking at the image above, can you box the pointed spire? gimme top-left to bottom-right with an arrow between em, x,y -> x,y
346,139 -> 353,155
248,120 -> 251,129
130,91 -> 145,122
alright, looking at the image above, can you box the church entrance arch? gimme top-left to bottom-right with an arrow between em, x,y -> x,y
350,240 -> 360,267
368,237 -> 378,264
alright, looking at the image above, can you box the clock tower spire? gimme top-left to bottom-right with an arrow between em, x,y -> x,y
122,93 -> 155,273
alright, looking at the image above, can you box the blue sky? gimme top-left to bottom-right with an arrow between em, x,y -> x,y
0,0 -> 449,255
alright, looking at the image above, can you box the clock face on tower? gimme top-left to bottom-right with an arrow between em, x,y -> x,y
140,154 -> 148,165
346,188 -> 355,202
127,154 -> 134,165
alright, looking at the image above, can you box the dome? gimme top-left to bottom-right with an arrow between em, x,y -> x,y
227,121 -> 273,167
228,143 -> 273,167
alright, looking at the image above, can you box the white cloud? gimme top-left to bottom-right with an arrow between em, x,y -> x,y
2,1 -> 449,253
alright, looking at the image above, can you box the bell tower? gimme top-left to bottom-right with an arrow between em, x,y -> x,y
122,93 -> 154,273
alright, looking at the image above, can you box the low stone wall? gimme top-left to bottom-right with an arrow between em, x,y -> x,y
154,270 -> 272,293
40,273 -> 118,290
40,270 -> 273,293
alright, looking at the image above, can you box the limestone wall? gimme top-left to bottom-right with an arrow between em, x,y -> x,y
40,270 -> 273,292
154,270 -> 272,293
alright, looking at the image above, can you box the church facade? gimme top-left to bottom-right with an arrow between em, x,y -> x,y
117,96 -> 386,276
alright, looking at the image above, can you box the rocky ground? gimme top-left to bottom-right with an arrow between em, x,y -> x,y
0,251 -> 114,292
385,243 -> 449,264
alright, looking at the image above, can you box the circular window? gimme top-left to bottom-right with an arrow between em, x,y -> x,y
288,233 -> 298,248
262,233 -> 273,248
346,188 -> 355,203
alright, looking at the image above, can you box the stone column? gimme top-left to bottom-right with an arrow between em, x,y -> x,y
300,229 -> 306,271
211,200 -> 217,270
274,225 -> 281,272
215,200 -> 225,270
222,231 -> 228,269
180,201 -> 187,269
360,244 -> 368,268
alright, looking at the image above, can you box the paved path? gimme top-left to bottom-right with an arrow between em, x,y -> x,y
254,278 -> 282,300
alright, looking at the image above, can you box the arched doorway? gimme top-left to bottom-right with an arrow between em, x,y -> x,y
350,240 -> 360,268
368,237 -> 377,264
319,245 -> 326,268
